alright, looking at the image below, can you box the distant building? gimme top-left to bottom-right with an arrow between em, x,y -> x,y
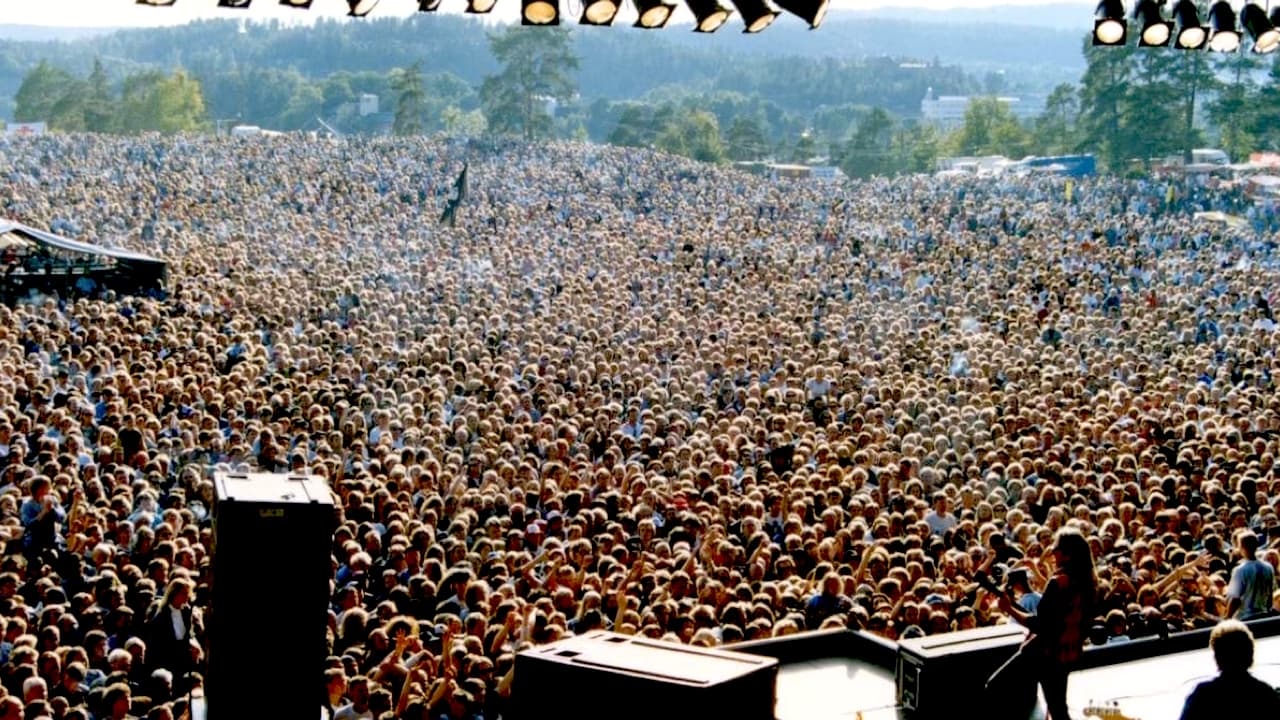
920,88 -> 1043,129
4,122 -> 46,138
359,94 -> 379,117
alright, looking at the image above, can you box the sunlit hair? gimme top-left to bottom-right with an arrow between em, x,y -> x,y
1052,528 -> 1097,607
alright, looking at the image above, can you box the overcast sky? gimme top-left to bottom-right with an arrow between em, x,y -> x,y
2,0 -> 1091,28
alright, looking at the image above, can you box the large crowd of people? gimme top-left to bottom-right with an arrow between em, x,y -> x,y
0,131 -> 1276,720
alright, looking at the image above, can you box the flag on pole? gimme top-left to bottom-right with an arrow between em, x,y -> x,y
454,162 -> 469,204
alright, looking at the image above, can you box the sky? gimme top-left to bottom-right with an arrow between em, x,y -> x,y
0,0 -> 1093,28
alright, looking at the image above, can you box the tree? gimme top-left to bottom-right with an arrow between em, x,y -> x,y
1210,52 -> 1259,162
1030,83 -> 1079,156
655,110 -> 726,163
81,58 -> 119,133
948,97 -> 1029,157
1250,56 -> 1280,151
1078,37 -> 1136,170
790,131 -> 818,163
480,27 -> 579,141
391,61 -> 426,136
726,115 -> 769,161
280,83 -> 324,130
607,103 -> 653,148
119,69 -> 207,134
441,106 -> 487,136
14,61 -> 78,124
892,121 -> 941,174
1163,47 -> 1217,163
839,106 -> 895,179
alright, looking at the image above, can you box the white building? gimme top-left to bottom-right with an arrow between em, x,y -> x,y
920,88 -> 1043,129
359,94 -> 379,117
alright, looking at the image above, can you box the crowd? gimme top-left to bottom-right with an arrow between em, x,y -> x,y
0,131 -> 1276,720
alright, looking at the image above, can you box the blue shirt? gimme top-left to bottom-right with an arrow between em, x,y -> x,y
1227,559 -> 1276,621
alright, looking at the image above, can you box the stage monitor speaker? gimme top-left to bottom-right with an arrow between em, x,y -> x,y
512,631 -> 778,720
897,623 -> 1029,719
207,473 -> 335,720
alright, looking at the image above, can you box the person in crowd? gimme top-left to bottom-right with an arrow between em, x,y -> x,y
1226,530 -> 1277,621
1178,620 -> 1280,720
0,132 -> 1272,719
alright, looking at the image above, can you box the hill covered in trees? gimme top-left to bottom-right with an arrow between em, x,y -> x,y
0,12 -> 1079,124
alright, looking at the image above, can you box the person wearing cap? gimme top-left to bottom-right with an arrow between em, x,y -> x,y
1178,620 -> 1280,720
1226,530 -> 1276,621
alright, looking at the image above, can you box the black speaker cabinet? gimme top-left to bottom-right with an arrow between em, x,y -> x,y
897,623 -> 1029,719
512,631 -> 778,720
207,473 -> 334,720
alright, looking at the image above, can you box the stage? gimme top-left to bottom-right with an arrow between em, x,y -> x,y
773,633 -> 1280,720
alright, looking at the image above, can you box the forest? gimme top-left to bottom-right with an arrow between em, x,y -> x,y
3,13 -> 1279,178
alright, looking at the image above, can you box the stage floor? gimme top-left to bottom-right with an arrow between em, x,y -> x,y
774,634 -> 1280,720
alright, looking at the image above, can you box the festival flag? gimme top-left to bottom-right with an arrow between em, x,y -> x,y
454,162 -> 469,204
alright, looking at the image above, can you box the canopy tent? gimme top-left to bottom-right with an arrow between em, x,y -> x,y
0,218 -> 167,301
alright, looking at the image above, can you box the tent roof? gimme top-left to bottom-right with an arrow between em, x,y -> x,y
0,219 -> 163,266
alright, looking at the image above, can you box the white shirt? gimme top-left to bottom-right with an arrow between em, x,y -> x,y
171,606 -> 187,640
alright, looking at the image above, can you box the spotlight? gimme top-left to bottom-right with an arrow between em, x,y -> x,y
1173,0 -> 1207,48
1134,0 -> 1172,46
1093,0 -> 1128,45
774,0 -> 827,28
687,0 -> 732,31
347,0 -> 379,15
280,0 -> 313,7
136,0 -> 177,5
522,0 -> 559,23
635,0 -> 677,27
419,0 -> 442,9
580,0 -> 619,24
1242,4 -> 1280,53
730,0 -> 777,32
218,0 -> 251,6
1207,1 -> 1240,51
468,0 -> 498,12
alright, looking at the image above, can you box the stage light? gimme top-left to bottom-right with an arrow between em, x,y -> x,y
468,0 -> 498,12
280,0 -> 313,7
1173,0 -> 1207,48
136,0 -> 177,6
635,0 -> 677,27
730,0 -> 777,32
523,0 -> 559,23
687,0 -> 732,31
1093,0 -> 1128,45
1134,0 -> 1172,46
774,0 -> 827,28
581,0 -> 619,24
347,0 -> 379,15
1242,4 -> 1280,52
419,0 -> 443,10
1207,1 -> 1240,51
218,0 -> 252,7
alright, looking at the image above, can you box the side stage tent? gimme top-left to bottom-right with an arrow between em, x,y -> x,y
0,218 -> 167,302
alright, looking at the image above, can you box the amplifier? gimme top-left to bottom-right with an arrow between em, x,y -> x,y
897,623 -> 1029,719
512,631 -> 778,720
207,473 -> 335,720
